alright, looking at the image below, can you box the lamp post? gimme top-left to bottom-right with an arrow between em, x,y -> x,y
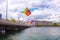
6,0 -> 8,19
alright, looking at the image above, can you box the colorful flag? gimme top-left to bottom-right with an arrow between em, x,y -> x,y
29,20 -> 32,25
23,7 -> 31,16
26,10 -> 31,16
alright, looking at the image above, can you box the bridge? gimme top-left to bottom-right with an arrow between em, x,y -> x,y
0,19 -> 31,31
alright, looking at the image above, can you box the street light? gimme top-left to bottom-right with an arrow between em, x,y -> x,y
6,0 -> 8,19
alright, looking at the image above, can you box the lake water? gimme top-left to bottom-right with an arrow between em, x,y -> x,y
0,27 -> 60,40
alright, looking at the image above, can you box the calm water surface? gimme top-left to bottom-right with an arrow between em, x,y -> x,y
0,27 -> 60,40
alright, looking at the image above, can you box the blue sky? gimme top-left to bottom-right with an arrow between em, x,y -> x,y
0,0 -> 60,22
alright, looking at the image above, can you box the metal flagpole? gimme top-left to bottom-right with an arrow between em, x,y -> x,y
18,14 -> 19,20
18,13 -> 23,23
18,13 -> 21,21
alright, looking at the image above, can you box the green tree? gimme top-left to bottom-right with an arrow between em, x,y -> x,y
53,23 -> 58,26
11,18 -> 16,23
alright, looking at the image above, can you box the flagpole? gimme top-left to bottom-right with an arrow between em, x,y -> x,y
18,14 -> 19,20
6,0 -> 8,19
18,13 -> 20,21
18,13 -> 23,23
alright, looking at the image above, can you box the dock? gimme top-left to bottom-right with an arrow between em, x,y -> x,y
0,19 -> 30,32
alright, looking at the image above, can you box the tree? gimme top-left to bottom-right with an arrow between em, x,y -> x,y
53,23 -> 58,26
11,18 -> 16,23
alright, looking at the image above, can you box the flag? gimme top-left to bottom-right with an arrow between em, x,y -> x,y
23,7 -> 31,16
29,20 -> 32,25
26,10 -> 31,16
23,7 -> 29,15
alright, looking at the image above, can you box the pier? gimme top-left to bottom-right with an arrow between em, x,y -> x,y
0,19 -> 31,34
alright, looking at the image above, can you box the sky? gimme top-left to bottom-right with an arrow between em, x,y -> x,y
0,0 -> 60,22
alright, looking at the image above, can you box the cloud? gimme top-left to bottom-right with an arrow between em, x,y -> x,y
0,0 -> 6,19
28,8 -> 60,22
0,0 -> 6,4
0,0 -> 60,22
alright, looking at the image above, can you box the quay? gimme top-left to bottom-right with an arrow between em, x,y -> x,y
0,19 -> 31,34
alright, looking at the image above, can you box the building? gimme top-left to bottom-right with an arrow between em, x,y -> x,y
32,20 -> 53,26
0,14 -> 2,19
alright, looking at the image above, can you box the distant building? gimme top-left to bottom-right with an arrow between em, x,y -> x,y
0,14 -> 2,19
32,20 -> 53,26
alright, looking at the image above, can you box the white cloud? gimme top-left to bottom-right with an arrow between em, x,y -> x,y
0,0 -> 60,22
0,0 -> 6,19
29,8 -> 60,22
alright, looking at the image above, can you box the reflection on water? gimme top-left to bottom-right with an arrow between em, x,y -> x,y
0,30 -> 22,40
1,27 -> 60,40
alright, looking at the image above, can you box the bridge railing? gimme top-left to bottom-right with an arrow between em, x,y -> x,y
0,19 -> 31,26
